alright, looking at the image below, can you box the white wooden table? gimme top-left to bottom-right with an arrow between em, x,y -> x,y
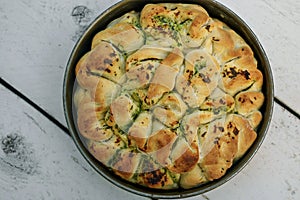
0,0 -> 299,199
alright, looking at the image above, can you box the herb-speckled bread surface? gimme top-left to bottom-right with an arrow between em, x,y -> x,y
74,3 -> 264,189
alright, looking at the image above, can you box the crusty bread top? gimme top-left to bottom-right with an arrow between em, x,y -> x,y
74,3 -> 264,190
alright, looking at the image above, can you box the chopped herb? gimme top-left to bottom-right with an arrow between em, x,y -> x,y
194,60 -> 207,74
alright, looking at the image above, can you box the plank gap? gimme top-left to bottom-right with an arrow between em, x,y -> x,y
274,97 -> 300,119
0,77 -> 71,136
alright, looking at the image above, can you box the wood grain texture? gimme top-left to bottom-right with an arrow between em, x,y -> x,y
0,0 -> 120,125
219,0 -> 300,114
0,0 -> 300,199
0,85 -> 146,200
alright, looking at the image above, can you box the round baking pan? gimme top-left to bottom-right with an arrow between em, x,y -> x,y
63,0 -> 274,198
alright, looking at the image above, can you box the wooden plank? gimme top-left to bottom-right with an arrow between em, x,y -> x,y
0,0 -> 120,125
219,0 -> 300,114
0,85 -> 147,200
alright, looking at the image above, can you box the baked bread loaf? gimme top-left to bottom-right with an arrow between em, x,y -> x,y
74,3 -> 264,189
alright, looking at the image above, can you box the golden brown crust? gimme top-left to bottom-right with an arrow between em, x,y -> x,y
201,88 -> 235,109
225,45 -> 257,70
124,45 -> 171,90
169,139 -> 199,173
108,11 -> 139,27
77,99 -> 113,141
141,4 -> 208,28
153,92 -> 187,128
179,165 -> 207,189
88,135 -> 125,166
93,77 -> 121,109
235,91 -> 264,115
126,45 -> 171,71
128,112 -> 153,150
186,88 -> 236,125
202,20 -> 234,59
112,149 -> 141,180
140,4 -> 209,48
75,52 -> 98,90
200,138 -> 237,180
92,23 -> 144,53
110,94 -> 139,131
246,110 -> 263,129
202,19 -> 257,70
198,114 -> 257,180
181,111 -> 203,144
73,86 -> 91,109
219,64 -> 263,96
74,3 -> 264,189
226,115 -> 257,159
198,118 -> 238,180
146,129 -> 177,166
145,48 -> 184,106
176,49 -> 220,107
137,158 -> 177,189
76,41 -> 125,89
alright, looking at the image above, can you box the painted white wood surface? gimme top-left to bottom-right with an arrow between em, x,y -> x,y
0,0 -> 120,125
1,85 -> 299,200
0,0 -> 300,127
0,85 -> 148,200
1,0 -> 300,199
219,0 -> 300,113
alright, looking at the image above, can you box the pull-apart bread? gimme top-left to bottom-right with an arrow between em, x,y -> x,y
74,3 -> 264,189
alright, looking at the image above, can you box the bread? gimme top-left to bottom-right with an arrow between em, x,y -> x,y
145,48 -> 184,106
146,129 -> 177,166
140,3 -> 209,48
112,149 -> 141,180
109,93 -> 139,131
88,135 -> 125,166
198,114 -> 257,181
128,111 -> 153,150
176,49 -> 220,107
92,23 -> 144,54
76,95 -> 113,141
137,156 -> 178,189
168,138 -> 199,173
75,41 -> 125,88
74,3 -> 265,189
124,45 -> 171,90
235,91 -> 264,115
92,11 -> 144,53
153,92 -> 188,128
179,165 -> 207,189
